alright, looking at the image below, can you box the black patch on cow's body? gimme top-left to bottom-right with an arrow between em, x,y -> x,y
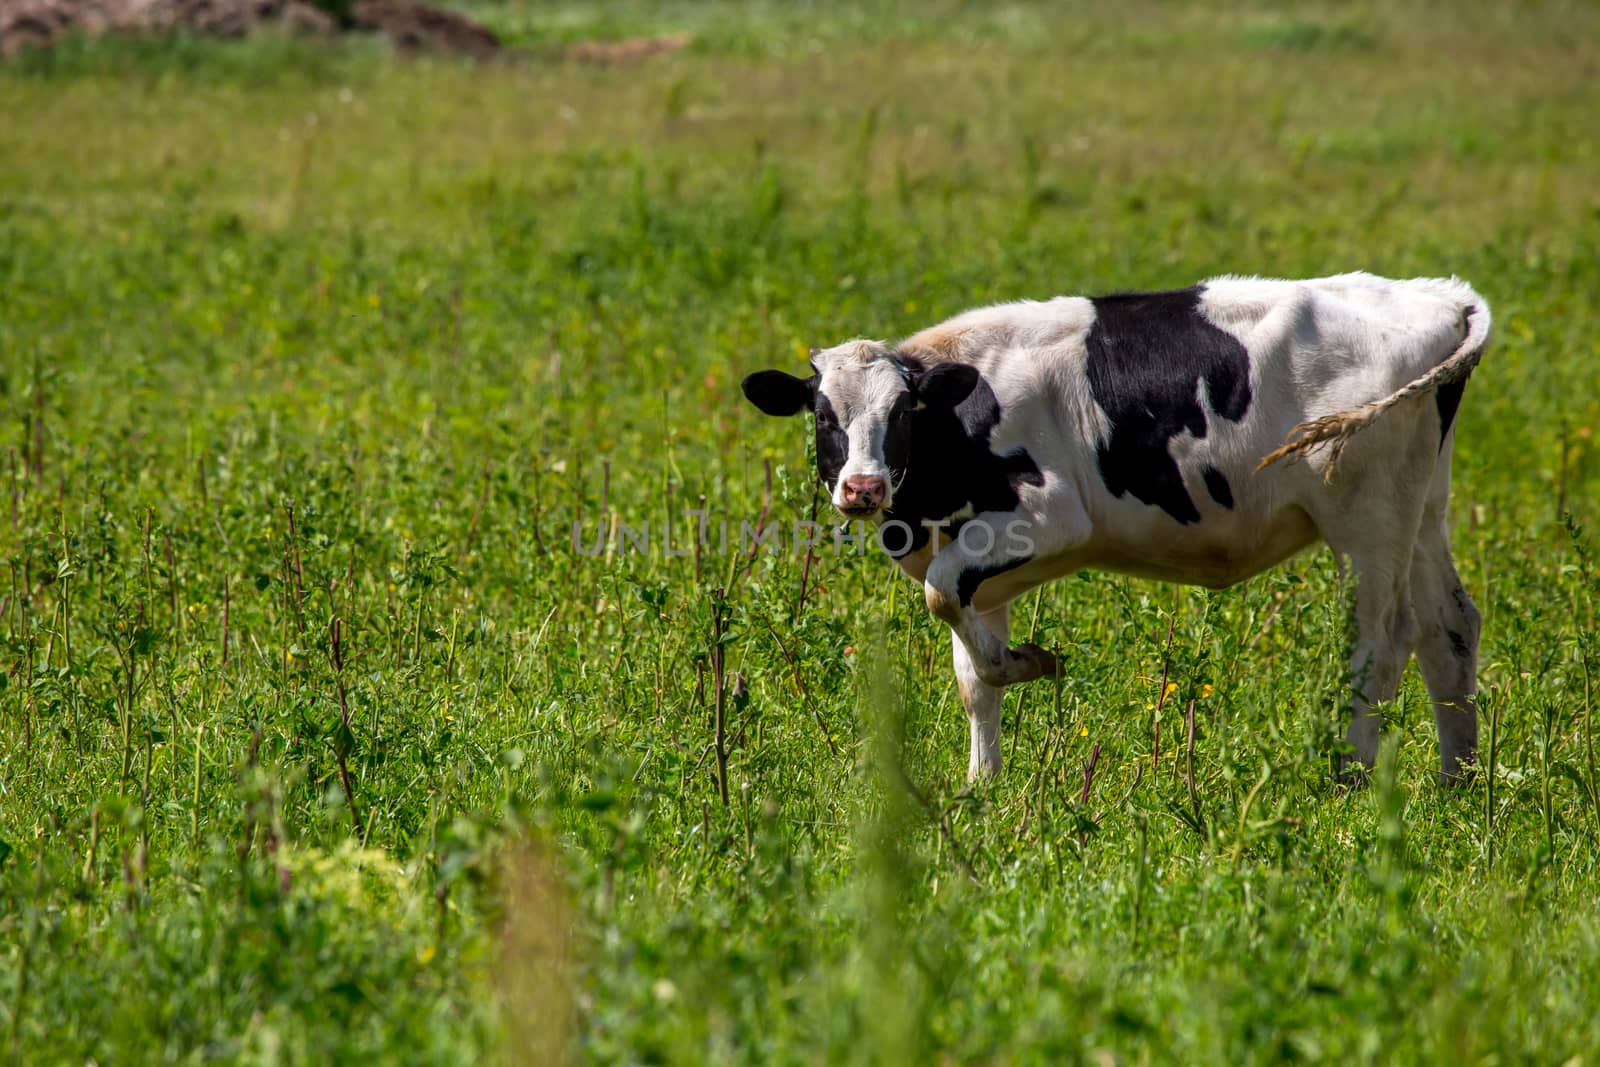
813,393 -> 849,491
1447,629 -> 1470,659
875,519 -> 919,557
880,370 -> 1041,559
1202,465 -> 1234,509
1435,378 -> 1467,447
1085,286 -> 1252,525
957,558 -> 1030,607
1435,305 -> 1478,448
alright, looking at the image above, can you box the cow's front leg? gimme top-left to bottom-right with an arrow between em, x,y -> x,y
953,606 -> 1010,780
923,519 -> 1057,690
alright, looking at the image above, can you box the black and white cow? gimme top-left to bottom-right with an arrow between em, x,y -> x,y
743,273 -> 1491,785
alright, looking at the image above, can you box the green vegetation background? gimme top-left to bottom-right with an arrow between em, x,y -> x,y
2,2 -> 1599,1062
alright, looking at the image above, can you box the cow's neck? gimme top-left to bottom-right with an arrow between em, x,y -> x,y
879,388 -> 1043,558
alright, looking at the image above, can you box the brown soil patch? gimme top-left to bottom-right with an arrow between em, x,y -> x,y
351,0 -> 496,60
563,32 -> 690,65
0,0 -> 503,58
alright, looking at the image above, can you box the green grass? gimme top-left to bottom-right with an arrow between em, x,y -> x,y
3,2 -> 1600,1062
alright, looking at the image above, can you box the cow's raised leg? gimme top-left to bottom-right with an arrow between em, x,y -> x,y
922,509 -> 1079,690
1409,459 -> 1481,785
953,605 -> 1009,780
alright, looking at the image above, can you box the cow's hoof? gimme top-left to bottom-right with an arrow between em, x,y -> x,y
1332,758 -> 1373,792
1012,643 -> 1058,682
1439,755 -> 1478,789
964,760 -> 1002,787
973,645 -> 1058,687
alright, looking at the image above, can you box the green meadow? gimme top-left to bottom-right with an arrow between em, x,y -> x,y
2,1 -> 1599,1061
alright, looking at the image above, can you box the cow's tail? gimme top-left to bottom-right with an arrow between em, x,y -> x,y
1256,281 -> 1491,479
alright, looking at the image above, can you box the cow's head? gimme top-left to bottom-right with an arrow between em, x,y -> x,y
741,341 -> 980,520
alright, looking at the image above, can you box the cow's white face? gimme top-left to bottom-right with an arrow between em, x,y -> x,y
742,341 -> 979,520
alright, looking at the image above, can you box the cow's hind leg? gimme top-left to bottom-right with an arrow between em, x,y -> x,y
1318,460 -> 1431,780
953,606 -> 1009,780
1409,459 -> 1481,785
1338,545 -> 1419,778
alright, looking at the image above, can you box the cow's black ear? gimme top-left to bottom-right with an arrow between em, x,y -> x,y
914,363 -> 980,410
741,370 -> 814,416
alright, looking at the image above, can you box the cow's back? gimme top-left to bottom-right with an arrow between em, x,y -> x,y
932,274 -> 1478,591
1201,273 -> 1476,413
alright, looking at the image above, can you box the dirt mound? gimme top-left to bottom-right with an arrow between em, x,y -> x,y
0,0 -> 502,58
0,0 -> 700,65
351,0 -> 495,60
